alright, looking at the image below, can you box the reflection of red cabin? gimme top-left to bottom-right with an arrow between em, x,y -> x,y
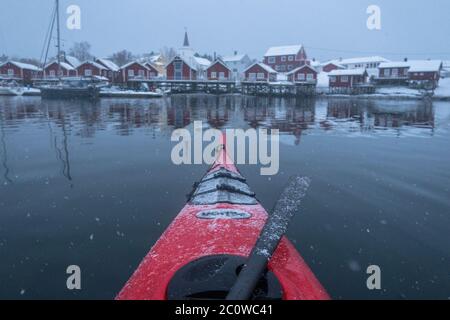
76,61 -> 109,78
44,61 -> 77,78
322,62 -> 345,73
243,62 -> 277,82
120,61 -> 151,82
287,65 -> 317,83
166,56 -> 197,80
207,60 -> 232,81
0,61 -> 41,84
329,69 -> 368,88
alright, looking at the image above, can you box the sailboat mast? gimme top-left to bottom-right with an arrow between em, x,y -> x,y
56,0 -> 62,78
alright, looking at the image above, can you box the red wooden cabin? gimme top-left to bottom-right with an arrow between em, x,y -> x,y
206,59 -> 232,81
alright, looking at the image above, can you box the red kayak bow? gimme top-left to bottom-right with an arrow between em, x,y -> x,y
117,138 -> 329,300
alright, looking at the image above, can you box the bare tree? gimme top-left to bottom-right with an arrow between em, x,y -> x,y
0,54 -> 7,63
68,42 -> 93,61
18,58 -> 41,66
110,50 -> 134,67
160,47 -> 177,62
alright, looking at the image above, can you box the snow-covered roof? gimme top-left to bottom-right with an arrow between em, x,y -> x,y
2,60 -> 41,71
78,60 -> 108,70
326,56 -> 389,66
408,60 -> 442,73
310,60 -> 321,67
96,58 -> 120,72
286,64 -> 317,75
378,61 -> 411,69
149,54 -> 161,63
120,60 -> 149,70
143,61 -> 158,70
244,62 -> 277,74
264,45 -> 303,57
222,54 -> 248,62
207,59 -> 232,71
328,68 -> 367,76
44,61 -> 75,70
65,55 -> 81,68
193,56 -> 211,67
320,61 -> 345,69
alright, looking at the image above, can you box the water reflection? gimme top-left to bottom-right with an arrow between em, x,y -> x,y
0,95 -> 440,139
0,95 -> 449,300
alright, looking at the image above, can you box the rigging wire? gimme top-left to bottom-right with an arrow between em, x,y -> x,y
40,2 -> 57,68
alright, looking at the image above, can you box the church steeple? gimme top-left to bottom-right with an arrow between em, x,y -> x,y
183,29 -> 190,47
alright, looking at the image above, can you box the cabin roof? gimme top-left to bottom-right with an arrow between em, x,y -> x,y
120,60 -> 150,70
244,62 -> 277,74
408,60 -> 442,73
286,64 -> 317,75
96,58 -> 120,72
264,45 -> 303,57
207,59 -> 231,71
1,60 -> 41,71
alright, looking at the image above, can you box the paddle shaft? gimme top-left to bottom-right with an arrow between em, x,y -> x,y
226,176 -> 311,300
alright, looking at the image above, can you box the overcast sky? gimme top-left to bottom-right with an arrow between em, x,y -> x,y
1,0 -> 449,62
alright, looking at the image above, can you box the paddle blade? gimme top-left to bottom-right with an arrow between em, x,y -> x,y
226,175 -> 311,300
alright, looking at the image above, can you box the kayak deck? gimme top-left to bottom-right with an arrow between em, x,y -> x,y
117,144 -> 329,300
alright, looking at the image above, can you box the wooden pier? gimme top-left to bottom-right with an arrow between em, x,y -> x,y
128,79 -> 239,94
128,79 -> 317,97
241,81 -> 316,97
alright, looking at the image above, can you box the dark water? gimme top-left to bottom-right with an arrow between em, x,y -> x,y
0,95 -> 449,300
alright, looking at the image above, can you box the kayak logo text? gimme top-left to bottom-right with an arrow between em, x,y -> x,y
171,121 -> 280,176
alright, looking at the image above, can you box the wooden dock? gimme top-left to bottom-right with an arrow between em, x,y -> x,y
128,79 -> 317,97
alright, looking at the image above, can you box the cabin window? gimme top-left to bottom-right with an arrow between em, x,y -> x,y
138,70 -> 145,77
384,69 -> 391,77
330,76 -> 336,82
85,69 -> 92,77
297,73 -> 306,81
211,71 -> 217,78
149,72 -> 156,78
248,73 -> 256,80
288,56 -> 294,61
219,72 -> 225,79
392,68 -> 398,76
288,65 -> 293,71
306,73 -> 314,81
268,57 -> 276,64
257,73 -> 265,79
128,69 -> 135,77
341,76 -> 349,82
281,56 -> 287,62
49,70 -> 56,77
7,69 -> 14,76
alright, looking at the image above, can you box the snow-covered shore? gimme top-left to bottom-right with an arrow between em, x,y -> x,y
317,72 -> 450,100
